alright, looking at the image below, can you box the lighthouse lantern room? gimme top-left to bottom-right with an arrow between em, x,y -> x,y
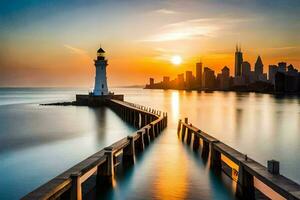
93,47 -> 109,96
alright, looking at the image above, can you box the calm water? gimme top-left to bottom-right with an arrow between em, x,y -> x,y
0,88 -> 136,199
0,88 -> 299,199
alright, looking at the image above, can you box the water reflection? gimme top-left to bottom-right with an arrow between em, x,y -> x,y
154,138 -> 188,199
0,99 -> 135,199
115,88 -> 300,199
2,88 -> 299,199
92,107 -> 108,143
171,91 -> 180,121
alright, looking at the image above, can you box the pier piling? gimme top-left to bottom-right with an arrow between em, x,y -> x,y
186,129 -> 192,145
237,164 -> 255,200
210,144 -> 221,171
181,124 -> 186,142
123,136 -> 135,164
177,119 -> 300,200
268,160 -> 280,175
70,173 -> 82,200
177,119 -> 182,136
193,133 -> 200,150
104,147 -> 114,177
136,131 -> 145,151
202,140 -> 210,159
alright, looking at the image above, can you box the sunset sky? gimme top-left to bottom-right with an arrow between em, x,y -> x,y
0,0 -> 299,87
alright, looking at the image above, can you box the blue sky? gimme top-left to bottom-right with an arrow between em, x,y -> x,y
0,0 -> 299,86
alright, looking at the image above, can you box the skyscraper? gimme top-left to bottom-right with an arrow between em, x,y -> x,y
269,65 -> 278,85
255,56 -> 264,76
185,71 -> 194,89
196,62 -> 202,88
234,44 -> 243,77
203,67 -> 215,89
241,61 -> 251,84
220,66 -> 230,90
242,61 -> 251,77
163,76 -> 170,88
177,73 -> 184,88
278,62 -> 287,73
255,56 -> 267,82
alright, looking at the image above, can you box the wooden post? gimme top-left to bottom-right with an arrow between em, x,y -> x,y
181,125 -> 186,142
123,136 -> 135,164
130,110 -> 134,124
156,122 -> 159,135
138,113 -> 141,128
133,110 -> 137,128
144,114 -> 148,126
96,146 -> 114,185
159,120 -> 162,132
236,164 -> 255,199
153,123 -> 157,137
70,172 -> 82,200
136,131 -> 145,151
177,119 -> 182,136
163,113 -> 167,128
184,117 -> 188,123
147,115 -> 151,123
104,147 -> 114,176
158,121 -> 161,133
186,129 -> 192,145
143,127 -> 151,145
267,160 -> 280,175
140,113 -> 144,127
150,124 -> 155,140
165,113 -> 168,126
134,111 -> 137,126
125,109 -> 129,122
210,143 -> 221,171
202,140 -> 210,159
193,133 -> 200,150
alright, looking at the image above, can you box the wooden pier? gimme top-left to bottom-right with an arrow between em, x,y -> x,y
178,118 -> 300,200
22,99 -> 167,200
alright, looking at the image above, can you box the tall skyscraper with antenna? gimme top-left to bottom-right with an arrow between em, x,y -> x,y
234,44 -> 243,77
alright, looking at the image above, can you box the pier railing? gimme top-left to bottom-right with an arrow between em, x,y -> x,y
22,100 -> 167,200
178,118 -> 300,200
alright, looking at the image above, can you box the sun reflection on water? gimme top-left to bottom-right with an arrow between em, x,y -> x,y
154,144 -> 188,199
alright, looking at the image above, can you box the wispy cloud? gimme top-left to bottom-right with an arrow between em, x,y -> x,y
154,9 -> 178,15
141,17 -> 253,42
63,44 -> 88,55
63,44 -> 92,60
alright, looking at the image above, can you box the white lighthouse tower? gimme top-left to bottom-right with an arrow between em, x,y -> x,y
75,46 -> 123,105
93,47 -> 109,96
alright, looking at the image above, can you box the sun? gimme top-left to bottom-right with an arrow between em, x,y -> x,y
171,55 -> 182,65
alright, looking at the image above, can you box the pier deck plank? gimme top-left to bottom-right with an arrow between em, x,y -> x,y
214,141 -> 300,199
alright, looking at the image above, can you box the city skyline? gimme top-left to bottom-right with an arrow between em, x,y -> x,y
1,0 -> 300,87
146,44 -> 300,93
1,1 -> 300,200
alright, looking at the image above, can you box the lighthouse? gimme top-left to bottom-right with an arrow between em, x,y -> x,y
93,47 -> 109,96
75,46 -> 123,105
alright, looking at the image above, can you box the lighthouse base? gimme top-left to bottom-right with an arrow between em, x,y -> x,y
76,94 -> 124,106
